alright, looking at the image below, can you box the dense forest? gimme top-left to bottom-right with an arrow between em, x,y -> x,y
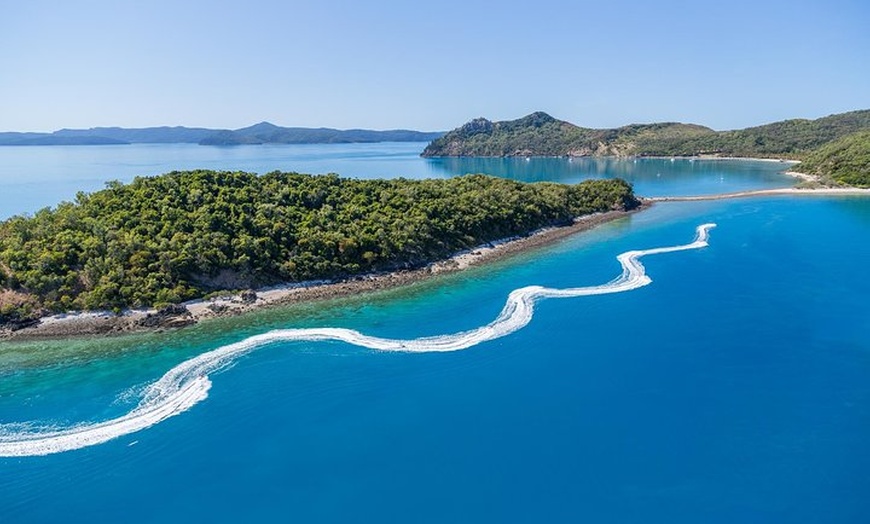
422,110 -> 870,161
792,131 -> 870,187
0,171 -> 638,321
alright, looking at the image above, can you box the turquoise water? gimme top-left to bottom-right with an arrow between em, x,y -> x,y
1,147 -> 869,522
0,142 -> 793,218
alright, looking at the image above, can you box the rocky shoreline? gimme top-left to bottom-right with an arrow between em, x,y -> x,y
0,208 -> 640,342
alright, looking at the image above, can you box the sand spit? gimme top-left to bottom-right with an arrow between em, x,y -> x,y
646,186 -> 870,202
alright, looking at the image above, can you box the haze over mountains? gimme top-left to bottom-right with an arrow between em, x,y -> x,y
0,122 -> 444,146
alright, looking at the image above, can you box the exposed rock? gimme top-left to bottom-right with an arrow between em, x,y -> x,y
0,316 -> 41,332
238,290 -> 258,304
137,304 -> 196,329
207,302 -> 229,314
458,117 -> 494,136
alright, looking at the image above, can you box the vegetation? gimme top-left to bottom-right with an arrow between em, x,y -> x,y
0,123 -> 444,146
422,112 -> 712,157
655,110 -> 870,158
0,171 -> 638,320
424,113 -> 594,157
793,131 -> 870,187
422,110 -> 870,160
0,133 -> 130,146
199,122 -> 443,145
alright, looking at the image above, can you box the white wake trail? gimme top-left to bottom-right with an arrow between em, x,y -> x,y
0,223 -> 716,457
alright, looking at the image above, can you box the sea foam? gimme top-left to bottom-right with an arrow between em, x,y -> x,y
0,224 -> 716,457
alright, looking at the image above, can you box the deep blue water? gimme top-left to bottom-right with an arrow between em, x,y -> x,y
0,142 -> 793,218
1,146 -> 868,522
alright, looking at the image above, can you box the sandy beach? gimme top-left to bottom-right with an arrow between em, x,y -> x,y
647,186 -> 870,202
1,208 -> 640,341
693,155 -> 800,164
784,170 -> 819,183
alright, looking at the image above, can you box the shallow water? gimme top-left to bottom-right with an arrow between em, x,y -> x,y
0,146 -> 868,522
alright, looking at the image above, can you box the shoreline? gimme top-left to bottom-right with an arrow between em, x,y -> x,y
1,208 -> 641,342
428,153 -> 802,164
5,182 -> 867,342
646,186 -> 870,202
689,155 -> 799,164
785,170 -> 818,183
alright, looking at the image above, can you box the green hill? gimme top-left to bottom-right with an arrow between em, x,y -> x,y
199,122 -> 443,145
0,124 -> 444,146
793,131 -> 870,187
422,112 -> 712,157
661,110 -> 870,158
422,110 -> 870,160
0,171 -> 638,321
0,133 -> 129,146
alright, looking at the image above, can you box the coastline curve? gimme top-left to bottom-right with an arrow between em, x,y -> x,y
0,223 -> 716,457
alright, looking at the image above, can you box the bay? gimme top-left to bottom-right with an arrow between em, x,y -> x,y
0,142 -> 792,218
0,145 -> 867,523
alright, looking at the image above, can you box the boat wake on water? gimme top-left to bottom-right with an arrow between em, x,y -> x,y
0,224 -> 716,457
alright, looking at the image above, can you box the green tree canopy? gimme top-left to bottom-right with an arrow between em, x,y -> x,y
0,171 -> 639,318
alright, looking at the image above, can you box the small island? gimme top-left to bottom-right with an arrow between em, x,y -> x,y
0,171 -> 639,335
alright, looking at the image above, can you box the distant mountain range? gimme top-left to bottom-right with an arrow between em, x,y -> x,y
0,122 -> 444,146
422,110 -> 870,159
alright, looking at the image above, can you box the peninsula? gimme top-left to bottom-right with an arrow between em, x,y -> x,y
423,110 -> 870,158
422,110 -> 870,187
0,172 -> 639,334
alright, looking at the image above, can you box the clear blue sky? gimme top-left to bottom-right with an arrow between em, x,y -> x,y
2,0 -> 868,132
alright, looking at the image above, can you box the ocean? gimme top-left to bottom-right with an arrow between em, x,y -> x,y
0,144 -> 867,522
0,142 -> 792,218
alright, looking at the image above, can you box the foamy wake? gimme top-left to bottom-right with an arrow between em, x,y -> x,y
0,224 -> 716,457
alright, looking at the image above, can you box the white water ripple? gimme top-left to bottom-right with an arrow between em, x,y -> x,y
0,223 -> 716,457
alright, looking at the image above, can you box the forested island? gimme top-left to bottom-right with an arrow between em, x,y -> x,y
422,110 -> 870,185
0,172 -> 638,327
0,123 -> 443,146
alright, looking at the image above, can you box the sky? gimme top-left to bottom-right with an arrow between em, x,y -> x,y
1,0 -> 868,132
